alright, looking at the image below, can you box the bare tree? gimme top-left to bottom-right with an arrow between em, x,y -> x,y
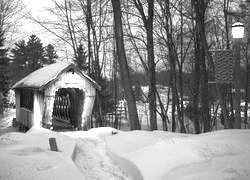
0,0 -> 25,46
131,0 -> 157,130
155,0 -> 191,133
0,0 -> 25,114
111,0 -> 141,130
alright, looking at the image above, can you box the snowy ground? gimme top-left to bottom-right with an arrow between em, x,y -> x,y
1,108 -> 250,180
106,130 -> 250,180
1,127 -> 250,179
0,108 -> 17,135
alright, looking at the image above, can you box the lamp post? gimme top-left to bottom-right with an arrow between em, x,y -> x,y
232,22 -> 245,129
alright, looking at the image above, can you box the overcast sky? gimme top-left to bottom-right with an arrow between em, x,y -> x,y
12,0 -> 72,60
19,0 -> 56,44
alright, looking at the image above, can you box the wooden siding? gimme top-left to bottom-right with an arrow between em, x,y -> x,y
15,90 -> 33,128
19,108 -> 33,128
43,71 -> 96,128
15,90 -> 21,123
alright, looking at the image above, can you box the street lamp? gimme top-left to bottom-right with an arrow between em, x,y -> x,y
232,22 -> 245,38
232,21 -> 245,129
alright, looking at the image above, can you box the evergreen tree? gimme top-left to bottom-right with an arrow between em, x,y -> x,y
76,44 -> 87,71
10,40 -> 32,83
11,35 -> 57,83
11,40 -> 28,68
26,34 -> 45,70
0,30 -> 10,114
45,44 -> 58,64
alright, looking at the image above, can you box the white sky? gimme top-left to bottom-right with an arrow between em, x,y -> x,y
20,0 -> 56,44
14,0 -> 73,60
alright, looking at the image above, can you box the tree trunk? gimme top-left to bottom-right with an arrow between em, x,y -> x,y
147,1 -> 157,130
192,46 -> 201,134
179,1 -> 185,130
111,0 -> 140,130
219,84 -> 230,128
86,0 -> 92,74
201,59 -> 210,132
192,14 -> 201,133
131,0 -> 157,130
113,47 -> 118,129
156,90 -> 168,131
171,88 -> 176,132
199,16 -> 210,132
192,0 -> 210,133
0,94 -> 3,115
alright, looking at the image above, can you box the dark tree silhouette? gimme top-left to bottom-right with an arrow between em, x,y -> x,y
11,35 -> 58,83
76,44 -> 87,71
0,30 -> 10,114
26,35 -> 45,70
45,44 -> 58,64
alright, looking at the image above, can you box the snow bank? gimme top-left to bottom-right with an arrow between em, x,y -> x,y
1,125 -> 250,180
62,127 -> 118,139
106,148 -> 143,180
106,130 -> 250,180
0,127 -> 84,180
64,127 -> 131,179
0,126 -> 133,180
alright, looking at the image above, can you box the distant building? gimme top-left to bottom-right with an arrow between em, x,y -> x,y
12,62 -> 101,131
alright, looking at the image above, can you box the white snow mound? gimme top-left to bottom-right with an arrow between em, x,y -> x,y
1,127 -> 250,180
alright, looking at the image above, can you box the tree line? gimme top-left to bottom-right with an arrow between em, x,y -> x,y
9,35 -> 58,83
1,0 -> 250,133
0,31 -> 58,114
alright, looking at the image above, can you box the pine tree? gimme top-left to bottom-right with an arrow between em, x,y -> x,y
11,35 -> 57,83
0,30 -> 10,114
11,40 -> 28,68
10,40 -> 31,83
45,44 -> 58,64
26,35 -> 45,70
76,44 -> 87,71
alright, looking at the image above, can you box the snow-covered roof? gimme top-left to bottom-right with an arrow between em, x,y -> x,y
12,62 -> 101,90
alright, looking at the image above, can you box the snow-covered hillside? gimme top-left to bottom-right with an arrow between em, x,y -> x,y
1,125 -> 250,180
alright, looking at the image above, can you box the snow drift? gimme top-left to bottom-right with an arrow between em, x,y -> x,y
1,126 -> 250,180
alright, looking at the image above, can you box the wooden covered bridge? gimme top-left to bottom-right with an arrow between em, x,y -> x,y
12,62 -> 101,131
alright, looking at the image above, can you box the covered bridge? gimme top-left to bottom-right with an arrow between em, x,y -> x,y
12,62 -> 101,131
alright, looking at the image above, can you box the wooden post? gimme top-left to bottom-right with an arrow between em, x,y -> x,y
49,138 -> 58,152
233,39 -> 242,129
